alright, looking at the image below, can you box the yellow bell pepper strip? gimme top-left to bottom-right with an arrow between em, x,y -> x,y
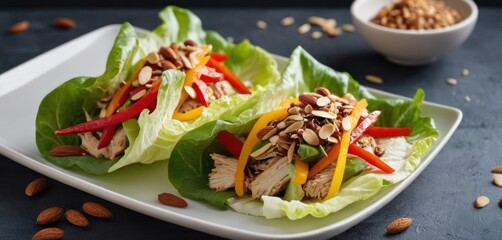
348,144 -> 394,173
323,99 -> 368,200
234,108 -> 289,196
293,156 -> 309,185
98,58 -> 147,149
279,98 -> 300,108
172,106 -> 204,121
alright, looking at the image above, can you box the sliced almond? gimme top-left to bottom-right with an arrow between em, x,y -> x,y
311,31 -> 323,40
297,23 -> 311,34
327,136 -> 339,143
138,66 -> 153,85
286,115 -> 304,122
258,126 -> 277,140
147,51 -> 160,65
250,142 -> 272,158
311,110 -> 336,119
342,23 -> 356,32
287,141 -> 296,163
342,117 -> 352,131
282,121 -> 304,134
130,89 -> 147,101
462,68 -> 469,77
446,78 -> 457,86
302,128 -> 320,145
365,74 -> 383,84
316,96 -> 331,107
180,54 -> 193,69
269,135 -> 280,145
493,174 -> 502,187
256,20 -> 267,29
474,196 -> 490,208
184,85 -> 197,99
319,123 -> 336,140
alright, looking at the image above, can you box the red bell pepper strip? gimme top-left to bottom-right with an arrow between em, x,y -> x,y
210,53 -> 228,62
206,58 -> 251,95
350,110 -> 381,144
348,144 -> 394,173
200,72 -> 223,83
55,80 -> 161,135
216,131 -> 243,158
365,126 -> 412,138
192,80 -> 210,107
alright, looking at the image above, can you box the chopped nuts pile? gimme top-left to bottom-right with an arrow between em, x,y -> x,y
371,0 -> 462,30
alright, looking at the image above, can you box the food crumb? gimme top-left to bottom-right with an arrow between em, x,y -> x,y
465,95 -> 471,102
474,196 -> 490,208
342,24 -> 356,32
298,23 -> 311,34
256,20 -> 267,29
311,31 -> 323,39
446,78 -> 457,86
365,74 -> 384,84
281,16 -> 295,26
462,68 -> 470,77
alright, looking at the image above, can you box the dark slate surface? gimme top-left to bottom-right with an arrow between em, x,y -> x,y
1,7 -> 502,240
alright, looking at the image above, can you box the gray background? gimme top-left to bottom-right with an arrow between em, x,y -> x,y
1,4 -> 502,240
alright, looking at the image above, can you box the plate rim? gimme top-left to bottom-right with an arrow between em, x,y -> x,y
0,24 -> 463,239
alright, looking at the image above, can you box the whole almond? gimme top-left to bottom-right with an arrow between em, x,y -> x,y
158,193 -> 188,208
32,227 -> 64,240
65,209 -> 89,227
53,17 -> 76,29
491,166 -> 502,174
25,177 -> 48,197
298,94 -> 318,106
49,145 -> 87,157
10,20 -> 29,34
82,202 -> 112,219
386,217 -> 413,234
37,207 -> 65,225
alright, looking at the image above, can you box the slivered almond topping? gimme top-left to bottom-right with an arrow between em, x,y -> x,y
138,66 -> 153,85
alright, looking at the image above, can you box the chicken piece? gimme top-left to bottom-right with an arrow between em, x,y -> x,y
303,162 -> 336,199
79,127 -> 127,160
248,157 -> 290,198
209,153 -> 238,191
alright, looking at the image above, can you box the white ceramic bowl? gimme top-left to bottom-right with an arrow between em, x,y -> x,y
351,0 -> 478,65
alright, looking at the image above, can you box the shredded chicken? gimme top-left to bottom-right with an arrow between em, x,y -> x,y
79,127 -> 127,160
303,162 -> 336,199
208,153 -> 238,191
248,157 -> 290,198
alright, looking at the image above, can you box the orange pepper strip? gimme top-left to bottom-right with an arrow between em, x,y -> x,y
234,108 -> 289,196
323,99 -> 368,200
293,156 -> 309,185
107,58 -> 147,115
308,142 -> 341,179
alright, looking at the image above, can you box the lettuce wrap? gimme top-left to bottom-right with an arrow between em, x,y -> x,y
35,6 -> 280,174
168,47 -> 439,219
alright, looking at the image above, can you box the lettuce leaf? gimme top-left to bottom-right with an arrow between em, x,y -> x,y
35,6 -> 280,174
168,46 -> 439,219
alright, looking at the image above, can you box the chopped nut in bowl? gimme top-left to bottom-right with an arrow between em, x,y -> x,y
351,0 -> 478,65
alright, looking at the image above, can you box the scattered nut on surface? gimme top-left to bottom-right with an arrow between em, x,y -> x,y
9,20 -> 29,34
499,198 -> 502,208
25,177 -> 48,197
256,20 -> 267,29
386,217 -> 413,234
465,95 -> 471,102
342,23 -> 356,32
491,166 -> 502,173
446,78 -> 457,86
158,193 -> 188,208
474,196 -> 490,208
492,174 -> 502,187
281,16 -> 295,26
462,68 -> 470,77
32,227 -> 64,240
311,31 -> 323,39
297,23 -> 311,34
53,17 -> 76,29
365,74 -> 384,84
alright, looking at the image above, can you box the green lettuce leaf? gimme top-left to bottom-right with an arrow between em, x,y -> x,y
36,6 -> 280,174
168,46 -> 439,219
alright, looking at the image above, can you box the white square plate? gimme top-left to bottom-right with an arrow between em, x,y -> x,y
0,25 -> 462,239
